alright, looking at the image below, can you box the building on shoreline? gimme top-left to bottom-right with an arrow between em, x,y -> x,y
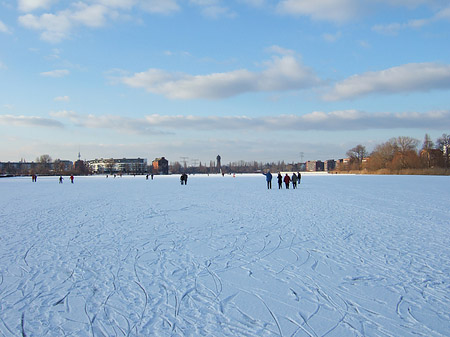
87,158 -> 147,174
152,157 -> 169,175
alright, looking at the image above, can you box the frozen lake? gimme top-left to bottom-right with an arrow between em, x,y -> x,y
1,174 -> 449,336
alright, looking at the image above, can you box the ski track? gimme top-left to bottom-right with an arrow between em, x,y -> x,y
1,174 -> 449,336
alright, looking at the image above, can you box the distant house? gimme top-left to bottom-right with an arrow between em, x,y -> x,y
324,160 -> 336,171
336,158 -> 350,171
152,157 -> 169,175
306,160 -> 324,172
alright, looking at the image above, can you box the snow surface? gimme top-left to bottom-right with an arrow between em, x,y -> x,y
1,174 -> 449,337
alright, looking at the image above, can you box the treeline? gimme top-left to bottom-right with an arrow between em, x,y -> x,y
343,133 -> 450,174
0,155 -> 89,176
169,160 -> 303,175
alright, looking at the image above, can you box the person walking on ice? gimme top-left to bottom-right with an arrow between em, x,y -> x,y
262,171 -> 272,189
284,173 -> 290,189
291,173 -> 298,189
180,173 -> 188,185
59,176 -> 64,184
277,173 -> 283,189
70,175 -> 74,183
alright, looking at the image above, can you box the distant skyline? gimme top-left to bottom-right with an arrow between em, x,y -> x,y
1,0 -> 449,164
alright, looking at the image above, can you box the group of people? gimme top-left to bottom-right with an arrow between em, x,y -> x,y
59,175 -> 74,183
262,171 -> 302,189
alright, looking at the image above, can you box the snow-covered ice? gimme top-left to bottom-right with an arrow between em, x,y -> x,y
1,174 -> 449,336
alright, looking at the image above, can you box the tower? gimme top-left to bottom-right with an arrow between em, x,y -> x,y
216,155 -> 221,173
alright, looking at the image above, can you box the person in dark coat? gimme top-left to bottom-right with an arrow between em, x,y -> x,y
59,176 -> 64,184
277,173 -> 283,189
291,173 -> 298,189
262,171 -> 272,189
284,174 -> 290,189
298,172 -> 302,185
180,173 -> 188,185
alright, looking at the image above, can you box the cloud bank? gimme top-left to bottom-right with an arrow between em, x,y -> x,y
48,109 -> 450,134
0,114 -> 64,128
324,63 -> 450,101
121,54 -> 320,99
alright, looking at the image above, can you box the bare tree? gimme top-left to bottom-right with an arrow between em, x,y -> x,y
394,136 -> 419,153
368,139 -> 397,170
36,154 -> 52,174
391,137 -> 420,170
346,144 -> 367,169
53,159 -> 66,175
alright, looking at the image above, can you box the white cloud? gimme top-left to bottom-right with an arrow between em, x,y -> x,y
18,1 -> 183,42
95,0 -> 136,9
276,0 -> 449,24
139,0 -> 180,14
277,0 -> 360,23
372,0 -> 439,8
201,5 -> 235,18
19,13 -> 73,43
372,6 -> 450,35
54,95 -> 70,101
49,110 -> 78,118
265,45 -> 295,56
70,3 -> 113,28
40,69 -> 70,77
0,114 -> 64,128
322,31 -> 342,42
121,53 -> 320,99
51,110 -> 164,135
324,63 -> 450,101
372,18 -> 429,35
238,0 -> 266,7
0,20 -> 10,34
189,0 -> 235,18
436,6 -> 450,20
18,0 -> 55,12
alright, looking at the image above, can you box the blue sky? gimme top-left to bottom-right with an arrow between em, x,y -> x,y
1,0 -> 450,165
